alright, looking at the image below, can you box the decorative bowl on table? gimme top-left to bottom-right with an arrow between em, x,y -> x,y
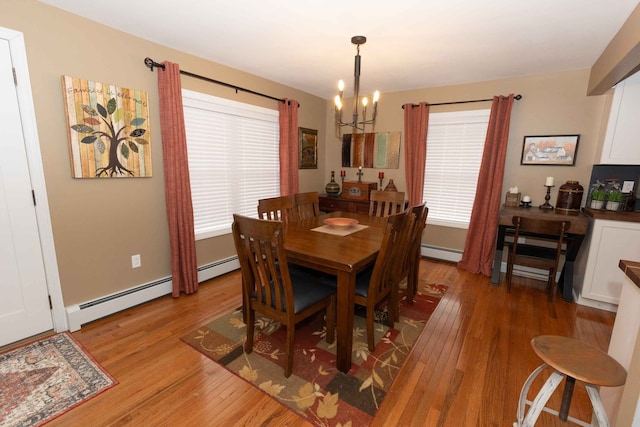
323,217 -> 359,230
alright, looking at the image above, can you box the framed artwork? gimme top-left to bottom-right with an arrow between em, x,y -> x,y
62,75 -> 152,178
520,134 -> 580,166
298,127 -> 318,169
341,131 -> 401,169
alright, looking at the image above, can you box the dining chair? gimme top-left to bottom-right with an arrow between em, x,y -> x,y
293,191 -> 320,221
369,190 -> 405,217
231,214 -> 336,377
395,204 -> 429,309
257,195 -> 295,223
506,216 -> 570,302
337,209 -> 413,352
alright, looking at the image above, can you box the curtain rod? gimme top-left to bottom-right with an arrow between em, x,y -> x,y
402,94 -> 522,109
144,57 -> 299,107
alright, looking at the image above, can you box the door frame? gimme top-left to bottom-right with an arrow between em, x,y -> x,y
1,26 -> 67,333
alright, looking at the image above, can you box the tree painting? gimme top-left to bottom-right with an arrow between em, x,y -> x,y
62,76 -> 152,178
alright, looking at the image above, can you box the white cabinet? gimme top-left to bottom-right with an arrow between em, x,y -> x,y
601,71 -> 640,164
575,219 -> 640,311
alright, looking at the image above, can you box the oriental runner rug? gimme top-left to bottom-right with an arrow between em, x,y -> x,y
0,332 -> 117,427
182,282 -> 447,427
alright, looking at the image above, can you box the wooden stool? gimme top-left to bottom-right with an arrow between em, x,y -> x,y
514,335 -> 627,427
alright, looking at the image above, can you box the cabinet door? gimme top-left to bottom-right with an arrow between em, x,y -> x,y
581,220 -> 640,305
601,72 -> 640,164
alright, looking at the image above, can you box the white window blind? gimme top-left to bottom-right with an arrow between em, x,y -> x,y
423,109 -> 490,229
182,89 -> 280,239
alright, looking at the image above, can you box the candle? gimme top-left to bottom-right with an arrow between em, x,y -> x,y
359,166 -> 362,171
340,170 -> 345,177
378,171 -> 384,179
522,195 -> 531,202
545,176 -> 554,186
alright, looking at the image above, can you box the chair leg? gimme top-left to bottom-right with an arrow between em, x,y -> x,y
284,324 -> 295,378
325,295 -> 335,344
366,304 -> 375,352
506,253 -> 514,293
547,268 -> 556,302
245,307 -> 255,354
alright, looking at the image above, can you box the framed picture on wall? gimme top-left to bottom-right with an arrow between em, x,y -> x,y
298,127 -> 318,169
520,134 -> 580,166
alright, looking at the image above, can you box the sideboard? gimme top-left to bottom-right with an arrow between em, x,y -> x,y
319,195 -> 370,215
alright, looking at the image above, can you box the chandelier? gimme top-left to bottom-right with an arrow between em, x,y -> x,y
334,35 -> 379,134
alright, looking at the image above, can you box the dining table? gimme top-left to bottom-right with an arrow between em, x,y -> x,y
284,211 -> 388,373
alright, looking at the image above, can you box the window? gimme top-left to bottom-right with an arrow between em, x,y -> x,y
182,89 -> 280,239
422,109 -> 490,229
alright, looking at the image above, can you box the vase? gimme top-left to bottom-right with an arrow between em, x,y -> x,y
590,200 -> 604,209
384,179 -> 398,192
325,171 -> 340,197
555,180 -> 583,214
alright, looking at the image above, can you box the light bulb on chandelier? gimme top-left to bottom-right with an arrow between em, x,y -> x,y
334,35 -> 379,136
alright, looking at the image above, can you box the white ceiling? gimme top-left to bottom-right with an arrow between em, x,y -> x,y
40,0 -> 639,100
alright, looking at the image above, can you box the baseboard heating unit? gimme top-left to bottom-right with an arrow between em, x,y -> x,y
66,256 -> 239,331
421,245 -> 463,263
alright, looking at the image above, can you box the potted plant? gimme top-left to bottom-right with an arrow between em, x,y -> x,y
589,181 -> 606,209
606,188 -> 624,211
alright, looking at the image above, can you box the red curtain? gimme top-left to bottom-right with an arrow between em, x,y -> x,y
403,102 -> 430,206
458,94 -> 515,276
157,61 -> 199,296
278,99 -> 299,196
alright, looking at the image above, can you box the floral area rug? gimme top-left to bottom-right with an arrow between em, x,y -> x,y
181,282 -> 447,427
0,332 -> 117,427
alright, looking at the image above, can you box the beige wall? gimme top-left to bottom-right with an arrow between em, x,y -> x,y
3,0 -> 637,307
324,70 -> 610,251
2,0 -> 327,305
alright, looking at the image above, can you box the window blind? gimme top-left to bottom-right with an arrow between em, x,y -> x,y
182,89 -> 280,239
423,109 -> 490,228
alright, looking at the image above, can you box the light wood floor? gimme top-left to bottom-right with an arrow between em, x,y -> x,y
44,259 -> 615,426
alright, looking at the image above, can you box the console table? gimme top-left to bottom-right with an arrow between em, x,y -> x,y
491,205 -> 590,301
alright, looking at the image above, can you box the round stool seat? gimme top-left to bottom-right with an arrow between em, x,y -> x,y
515,336 -> 628,427
531,335 -> 626,387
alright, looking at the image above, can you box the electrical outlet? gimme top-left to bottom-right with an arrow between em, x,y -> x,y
131,254 -> 141,268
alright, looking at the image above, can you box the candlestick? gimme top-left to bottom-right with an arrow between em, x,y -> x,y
356,166 -> 364,183
539,185 -> 555,210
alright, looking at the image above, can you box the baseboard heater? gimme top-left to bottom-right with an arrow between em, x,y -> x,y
66,256 -> 240,332
421,244 -> 463,263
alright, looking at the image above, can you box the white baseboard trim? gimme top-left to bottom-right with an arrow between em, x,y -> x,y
66,256 -> 239,331
421,245 -> 463,263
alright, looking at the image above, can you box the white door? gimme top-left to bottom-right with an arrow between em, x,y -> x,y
0,38 -> 53,346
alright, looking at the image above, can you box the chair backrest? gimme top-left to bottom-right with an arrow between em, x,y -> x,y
293,191 -> 320,221
232,214 -> 294,315
257,195 -> 295,223
368,210 -> 414,301
369,190 -> 406,217
511,216 -> 570,271
402,204 -> 429,275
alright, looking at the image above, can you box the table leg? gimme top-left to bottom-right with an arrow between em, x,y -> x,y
492,225 -> 507,285
336,270 -> 355,373
558,235 -> 584,302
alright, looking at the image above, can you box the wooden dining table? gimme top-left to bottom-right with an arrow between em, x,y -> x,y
284,211 -> 388,373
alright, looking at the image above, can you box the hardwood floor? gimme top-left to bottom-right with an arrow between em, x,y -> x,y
45,259 -> 615,426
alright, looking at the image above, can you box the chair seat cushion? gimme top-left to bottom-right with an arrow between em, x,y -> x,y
255,268 -> 335,314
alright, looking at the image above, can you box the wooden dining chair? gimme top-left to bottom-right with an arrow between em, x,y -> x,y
394,204 -> 429,309
257,195 -> 295,223
506,216 -> 570,302
350,210 -> 413,351
231,214 -> 336,377
369,190 -> 405,217
293,191 -> 320,221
